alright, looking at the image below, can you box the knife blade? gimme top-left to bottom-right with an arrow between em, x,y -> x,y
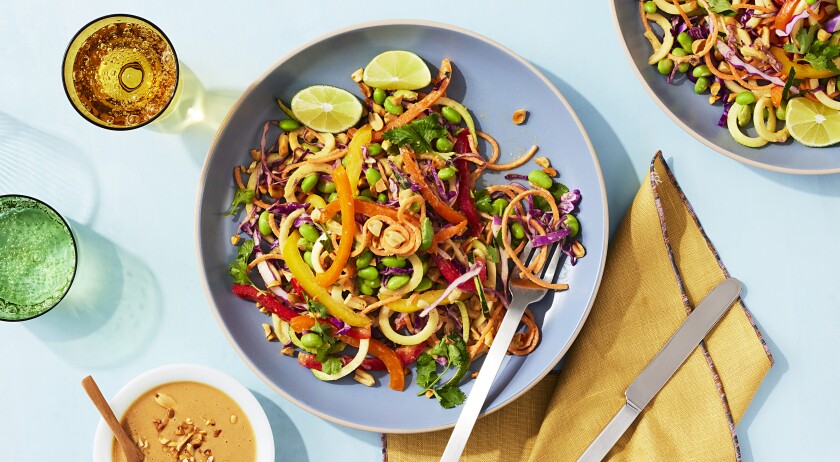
577,277 -> 742,462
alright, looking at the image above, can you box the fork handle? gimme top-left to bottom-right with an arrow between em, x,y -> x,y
440,302 -> 528,462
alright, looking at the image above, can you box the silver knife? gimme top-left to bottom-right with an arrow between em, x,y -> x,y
577,277 -> 742,462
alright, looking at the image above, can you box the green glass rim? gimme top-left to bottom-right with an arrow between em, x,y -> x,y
0,194 -> 78,322
61,13 -> 180,131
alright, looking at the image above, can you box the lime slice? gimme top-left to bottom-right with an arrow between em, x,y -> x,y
290,85 -> 363,133
786,97 -> 840,148
362,50 -> 431,90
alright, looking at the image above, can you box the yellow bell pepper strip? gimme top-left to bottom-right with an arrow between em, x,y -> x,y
283,230 -> 371,327
345,125 -> 372,196
339,334 -> 405,391
770,47 -> 839,79
315,165 -> 355,287
401,150 -> 467,225
383,289 -> 466,313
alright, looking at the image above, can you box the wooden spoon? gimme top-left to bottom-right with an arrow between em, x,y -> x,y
81,375 -> 145,462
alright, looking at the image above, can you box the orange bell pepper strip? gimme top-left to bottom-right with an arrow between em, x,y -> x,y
283,230 -> 371,327
774,0 -> 799,33
401,151 -> 466,225
339,334 -> 405,391
372,59 -> 452,142
320,199 -> 420,227
345,125 -> 372,196
315,166 -> 354,287
289,315 -> 371,339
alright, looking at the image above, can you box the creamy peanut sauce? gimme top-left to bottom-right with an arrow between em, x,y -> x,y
113,381 -> 256,462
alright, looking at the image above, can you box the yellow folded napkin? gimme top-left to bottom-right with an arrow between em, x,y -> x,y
384,153 -> 773,462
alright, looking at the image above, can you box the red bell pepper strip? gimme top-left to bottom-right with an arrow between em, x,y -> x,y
453,130 -> 482,236
433,255 -> 486,292
289,315 -> 372,340
231,284 -> 300,321
339,335 -> 405,391
353,344 -> 427,371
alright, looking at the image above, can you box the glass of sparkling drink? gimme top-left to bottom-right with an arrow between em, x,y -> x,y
0,195 -> 77,321
62,14 -> 180,130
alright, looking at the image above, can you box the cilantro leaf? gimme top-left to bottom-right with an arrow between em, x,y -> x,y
223,188 -> 255,216
320,356 -> 342,375
435,385 -> 466,409
228,239 -> 255,285
708,0 -> 736,16
804,41 -> 840,72
483,243 -> 500,263
415,353 -> 439,389
307,299 -> 328,318
784,25 -> 819,55
309,321 -> 333,336
382,114 -> 446,153
314,223 -> 334,253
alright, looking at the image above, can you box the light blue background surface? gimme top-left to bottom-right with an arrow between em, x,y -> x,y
0,1 -> 837,461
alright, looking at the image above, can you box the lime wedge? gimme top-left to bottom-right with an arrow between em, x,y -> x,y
362,50 -> 431,90
786,97 -> 840,148
290,85 -> 363,133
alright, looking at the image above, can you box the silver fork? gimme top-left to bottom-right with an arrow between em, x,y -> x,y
440,240 -> 563,462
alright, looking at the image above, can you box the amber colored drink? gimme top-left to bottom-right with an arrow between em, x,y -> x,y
62,15 -> 179,129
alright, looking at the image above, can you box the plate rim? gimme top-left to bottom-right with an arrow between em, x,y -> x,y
608,1 -> 840,175
194,18 -> 609,433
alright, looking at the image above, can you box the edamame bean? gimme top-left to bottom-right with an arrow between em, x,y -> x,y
776,105 -> 786,121
550,182 -> 570,200
384,96 -> 403,115
367,143 -> 384,156
327,192 -> 338,203
492,198 -> 509,217
357,196 -> 373,202
564,214 -> 580,237
438,166 -> 457,180
303,251 -> 314,269
694,76 -> 709,94
362,278 -> 381,288
419,217 -> 434,250
511,221 -> 526,240
527,170 -> 553,189
258,211 -> 272,237
677,32 -> 694,51
317,180 -> 336,194
300,173 -> 319,193
359,284 -> 375,296
441,106 -> 462,124
377,193 -> 388,202
366,168 -> 382,187
415,277 -> 433,292
805,0 -> 818,4
359,188 -> 374,199
643,0 -> 657,13
387,274 -> 411,290
737,104 -> 752,127
671,48 -> 690,73
299,223 -> 320,243
435,137 -> 454,152
735,91 -> 756,105
358,266 -> 380,280
278,119 -> 301,132
692,64 -> 712,78
356,250 -> 374,269
373,88 -> 387,105
534,196 -> 550,211
381,256 -> 407,268
300,333 -> 324,348
658,58 -> 675,75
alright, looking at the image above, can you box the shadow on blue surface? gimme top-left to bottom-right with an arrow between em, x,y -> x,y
735,314 -> 787,462
750,165 -> 840,197
252,390 -> 309,462
26,221 -> 163,368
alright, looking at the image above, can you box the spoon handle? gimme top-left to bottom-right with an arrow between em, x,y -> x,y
81,375 -> 145,462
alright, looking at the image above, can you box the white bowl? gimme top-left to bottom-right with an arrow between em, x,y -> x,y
92,364 -> 275,462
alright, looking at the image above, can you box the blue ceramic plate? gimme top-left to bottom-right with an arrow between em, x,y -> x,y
611,3 -> 840,174
196,20 -> 608,432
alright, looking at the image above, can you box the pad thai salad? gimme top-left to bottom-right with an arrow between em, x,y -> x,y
225,51 -> 585,408
640,0 -> 840,147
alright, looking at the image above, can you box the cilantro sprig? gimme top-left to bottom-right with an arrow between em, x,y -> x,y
784,25 -> 819,55
228,239 -> 255,285
224,187 -> 255,216
708,0 -> 736,16
416,334 -> 471,409
804,40 -> 840,73
382,114 -> 447,153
